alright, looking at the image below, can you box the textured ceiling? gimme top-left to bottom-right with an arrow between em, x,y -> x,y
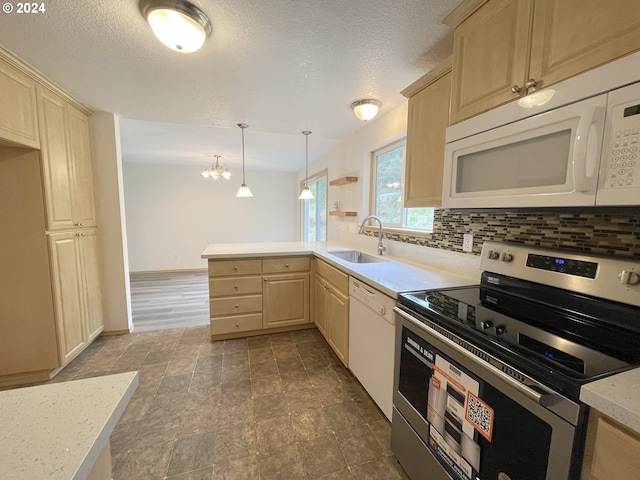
0,0 -> 457,171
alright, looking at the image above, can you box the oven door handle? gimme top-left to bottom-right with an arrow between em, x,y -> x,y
396,308 -> 553,407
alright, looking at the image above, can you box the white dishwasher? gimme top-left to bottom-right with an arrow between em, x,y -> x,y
348,277 -> 396,420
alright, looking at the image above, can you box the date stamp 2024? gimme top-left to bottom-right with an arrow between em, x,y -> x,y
3,2 -> 46,14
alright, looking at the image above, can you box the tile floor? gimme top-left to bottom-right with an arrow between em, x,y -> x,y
51,325 -> 409,479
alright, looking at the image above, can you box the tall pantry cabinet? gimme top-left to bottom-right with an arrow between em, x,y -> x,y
0,47 -> 103,387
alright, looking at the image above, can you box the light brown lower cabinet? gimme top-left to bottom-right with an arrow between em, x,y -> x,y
263,273 -> 310,328
313,259 -> 349,366
49,229 -> 104,365
208,256 -> 312,339
581,408 -> 640,479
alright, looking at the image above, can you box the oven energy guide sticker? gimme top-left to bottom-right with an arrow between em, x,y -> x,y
405,335 -> 494,480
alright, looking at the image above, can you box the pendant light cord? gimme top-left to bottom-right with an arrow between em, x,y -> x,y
238,123 -> 248,184
303,130 -> 311,188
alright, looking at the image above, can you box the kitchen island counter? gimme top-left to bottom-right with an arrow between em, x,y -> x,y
201,241 -> 479,298
0,372 -> 138,480
581,367 -> 640,435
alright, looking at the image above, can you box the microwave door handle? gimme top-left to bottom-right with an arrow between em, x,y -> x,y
573,105 -> 602,192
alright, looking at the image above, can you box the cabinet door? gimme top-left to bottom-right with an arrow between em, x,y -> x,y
0,59 -> 39,148
327,286 -> 349,366
67,106 -> 96,228
77,230 -> 104,342
37,87 -> 75,231
529,0 -> 640,90
581,409 -> 640,479
450,0 -> 533,124
263,273 -> 310,329
49,232 -> 86,365
314,275 -> 328,337
404,70 -> 451,208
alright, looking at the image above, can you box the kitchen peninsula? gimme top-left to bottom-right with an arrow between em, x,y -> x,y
0,372 -> 138,480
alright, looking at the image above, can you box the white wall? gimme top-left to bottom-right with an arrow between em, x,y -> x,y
123,162 -> 299,272
299,102 -> 409,240
90,112 -> 133,333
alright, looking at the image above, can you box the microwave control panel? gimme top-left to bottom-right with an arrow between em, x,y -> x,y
604,100 -> 640,189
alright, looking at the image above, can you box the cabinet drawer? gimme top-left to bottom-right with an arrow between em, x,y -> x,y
211,314 -> 263,335
263,256 -> 310,274
315,258 -> 349,293
208,259 -> 262,277
210,295 -> 262,317
209,276 -> 262,296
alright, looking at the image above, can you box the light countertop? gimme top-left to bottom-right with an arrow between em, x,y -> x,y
201,241 -> 478,297
581,368 -> 640,434
0,372 -> 138,480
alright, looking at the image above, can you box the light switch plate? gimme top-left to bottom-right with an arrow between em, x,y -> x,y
463,233 -> 473,252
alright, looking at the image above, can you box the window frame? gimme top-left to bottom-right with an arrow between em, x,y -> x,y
368,139 -> 434,234
300,168 -> 328,241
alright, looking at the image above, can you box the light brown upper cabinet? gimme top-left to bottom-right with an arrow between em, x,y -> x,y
402,57 -> 452,208
446,0 -> 640,124
0,59 -> 39,148
37,86 -> 97,231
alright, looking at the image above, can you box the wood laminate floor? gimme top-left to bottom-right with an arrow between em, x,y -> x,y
130,271 -> 210,332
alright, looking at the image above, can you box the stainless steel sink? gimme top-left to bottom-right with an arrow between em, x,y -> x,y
328,250 -> 389,264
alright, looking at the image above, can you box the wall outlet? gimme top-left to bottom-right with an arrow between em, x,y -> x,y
463,233 -> 473,252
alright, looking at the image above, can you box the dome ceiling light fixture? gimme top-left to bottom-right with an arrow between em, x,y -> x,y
201,154 -> 232,180
299,130 -> 314,200
235,123 -> 254,198
351,99 -> 382,121
139,0 -> 212,53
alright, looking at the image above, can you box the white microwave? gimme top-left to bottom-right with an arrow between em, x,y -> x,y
442,54 -> 640,208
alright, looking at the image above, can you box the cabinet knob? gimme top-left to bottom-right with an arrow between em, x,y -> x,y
285,264 -> 289,268
234,285 -> 239,289
235,304 -> 239,309
511,84 -> 522,94
233,266 -> 238,271
525,78 -> 538,89
235,323 -> 240,328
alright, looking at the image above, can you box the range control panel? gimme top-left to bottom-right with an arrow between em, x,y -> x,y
526,254 -> 598,278
479,241 -> 640,307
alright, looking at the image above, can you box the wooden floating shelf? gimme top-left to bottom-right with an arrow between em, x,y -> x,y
329,176 -> 358,186
329,211 -> 357,217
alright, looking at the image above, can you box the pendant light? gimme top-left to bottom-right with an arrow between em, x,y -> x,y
139,0 -> 212,53
236,123 -> 253,198
299,131 -> 314,200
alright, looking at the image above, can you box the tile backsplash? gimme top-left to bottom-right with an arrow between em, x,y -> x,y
376,209 -> 640,258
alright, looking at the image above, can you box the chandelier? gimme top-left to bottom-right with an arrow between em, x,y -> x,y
201,154 -> 232,180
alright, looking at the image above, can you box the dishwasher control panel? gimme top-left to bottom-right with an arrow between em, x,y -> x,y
350,278 -> 396,324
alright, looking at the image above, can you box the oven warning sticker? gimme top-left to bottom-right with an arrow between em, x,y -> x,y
466,391 -> 494,441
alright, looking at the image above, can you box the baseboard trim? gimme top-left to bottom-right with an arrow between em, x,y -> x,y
210,323 -> 316,342
0,369 -> 52,388
101,328 -> 132,336
130,268 -> 208,275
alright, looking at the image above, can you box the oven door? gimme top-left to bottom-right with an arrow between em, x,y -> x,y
392,308 -> 585,480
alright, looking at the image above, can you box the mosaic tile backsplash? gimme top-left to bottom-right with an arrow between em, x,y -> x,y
372,209 -> 640,258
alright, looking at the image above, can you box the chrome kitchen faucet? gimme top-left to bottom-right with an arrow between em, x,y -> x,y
359,215 -> 386,255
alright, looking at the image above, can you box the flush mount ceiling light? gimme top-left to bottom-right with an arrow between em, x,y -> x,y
351,99 -> 381,121
236,123 -> 253,198
139,0 -> 212,53
299,131 -> 314,200
201,154 -> 232,180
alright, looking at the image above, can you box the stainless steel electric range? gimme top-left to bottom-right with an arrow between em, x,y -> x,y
391,241 -> 640,480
